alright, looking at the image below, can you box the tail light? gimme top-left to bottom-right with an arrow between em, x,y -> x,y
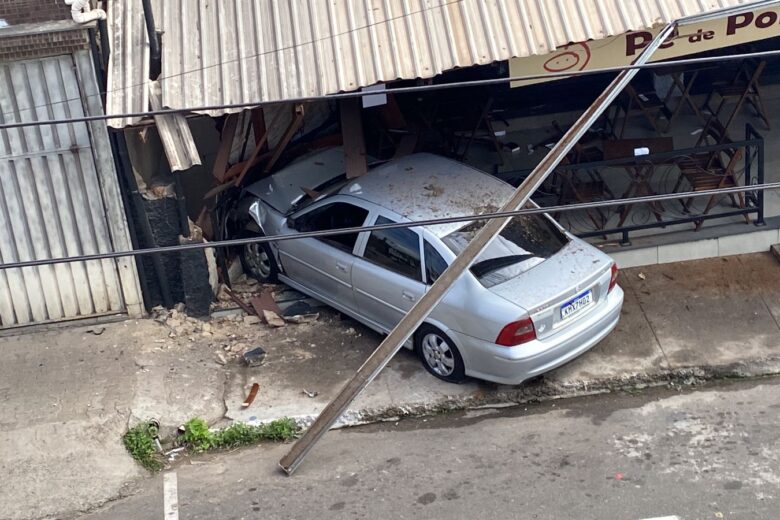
496,317 -> 536,346
608,263 -> 619,293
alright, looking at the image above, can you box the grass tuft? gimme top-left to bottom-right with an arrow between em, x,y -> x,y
122,423 -> 164,472
181,417 -> 299,452
124,417 -> 298,469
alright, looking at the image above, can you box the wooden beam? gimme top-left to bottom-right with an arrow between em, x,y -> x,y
393,132 -> 418,159
212,113 -> 239,182
339,99 -> 368,179
278,23 -> 677,476
232,104 -> 303,187
229,106 -> 287,188
260,104 -> 305,176
379,94 -> 407,130
251,108 -> 269,151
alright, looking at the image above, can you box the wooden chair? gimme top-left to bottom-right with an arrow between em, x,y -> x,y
703,59 -> 770,132
451,97 -> 507,165
549,122 -> 614,232
609,84 -> 672,137
673,118 -> 748,229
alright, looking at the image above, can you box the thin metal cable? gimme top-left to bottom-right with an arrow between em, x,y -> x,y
2,48 -> 780,130
1,181 -> 778,270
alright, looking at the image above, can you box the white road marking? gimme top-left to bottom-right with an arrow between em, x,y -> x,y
639,517 -> 680,520
163,472 -> 179,520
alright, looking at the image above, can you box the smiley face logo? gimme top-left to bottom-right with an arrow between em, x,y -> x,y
543,42 -> 592,73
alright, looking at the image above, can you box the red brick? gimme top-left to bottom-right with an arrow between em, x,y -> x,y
0,31 -> 88,62
0,0 -> 70,25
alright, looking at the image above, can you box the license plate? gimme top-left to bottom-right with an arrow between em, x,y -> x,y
560,290 -> 593,320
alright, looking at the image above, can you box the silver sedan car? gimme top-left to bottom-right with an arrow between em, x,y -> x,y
240,148 -> 623,385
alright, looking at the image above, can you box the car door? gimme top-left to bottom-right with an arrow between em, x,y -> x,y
278,200 -> 369,313
351,215 -> 426,332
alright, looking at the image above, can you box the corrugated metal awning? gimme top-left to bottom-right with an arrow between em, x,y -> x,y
106,0 -> 757,127
149,81 -> 202,172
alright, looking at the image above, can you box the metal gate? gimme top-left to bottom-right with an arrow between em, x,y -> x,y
0,52 -> 142,327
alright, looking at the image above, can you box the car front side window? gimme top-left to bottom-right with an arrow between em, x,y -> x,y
295,201 -> 369,252
423,240 -> 448,285
362,216 -> 422,282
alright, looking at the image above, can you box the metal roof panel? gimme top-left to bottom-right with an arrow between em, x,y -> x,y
105,0 -> 757,127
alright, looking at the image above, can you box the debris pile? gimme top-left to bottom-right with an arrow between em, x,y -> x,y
148,278 -> 325,368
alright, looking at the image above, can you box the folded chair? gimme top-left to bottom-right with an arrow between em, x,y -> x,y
703,59 -> 770,132
673,118 -> 748,229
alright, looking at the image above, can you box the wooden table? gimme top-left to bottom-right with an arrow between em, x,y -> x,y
603,137 -> 674,227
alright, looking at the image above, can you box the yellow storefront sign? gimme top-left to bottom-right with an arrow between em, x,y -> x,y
510,6 -> 780,87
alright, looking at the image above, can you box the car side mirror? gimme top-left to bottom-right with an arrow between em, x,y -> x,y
286,216 -> 297,230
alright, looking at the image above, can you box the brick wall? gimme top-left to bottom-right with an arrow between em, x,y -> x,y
0,31 -> 88,61
0,0 -> 71,25
0,1 -> 89,62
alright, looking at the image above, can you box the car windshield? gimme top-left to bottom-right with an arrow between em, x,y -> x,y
286,158 -> 387,215
287,174 -> 351,215
441,215 -> 569,288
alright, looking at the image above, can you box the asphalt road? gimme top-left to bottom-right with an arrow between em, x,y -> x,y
79,378 -> 780,520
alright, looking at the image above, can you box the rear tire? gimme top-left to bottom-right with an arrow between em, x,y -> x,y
414,325 -> 466,383
239,231 -> 278,283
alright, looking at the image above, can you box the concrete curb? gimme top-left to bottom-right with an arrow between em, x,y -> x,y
271,357 -> 780,431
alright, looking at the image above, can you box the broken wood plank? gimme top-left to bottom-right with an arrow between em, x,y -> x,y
251,291 -> 282,316
301,187 -> 320,200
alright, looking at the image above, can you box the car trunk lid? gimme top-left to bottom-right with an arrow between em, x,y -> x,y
486,240 -> 613,339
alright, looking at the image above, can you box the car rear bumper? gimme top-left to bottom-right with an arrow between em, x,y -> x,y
454,286 -> 624,386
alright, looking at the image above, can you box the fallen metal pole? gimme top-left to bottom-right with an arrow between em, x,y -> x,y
277,23 -> 678,476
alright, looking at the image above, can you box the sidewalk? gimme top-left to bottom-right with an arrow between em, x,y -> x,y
2,252 -> 780,519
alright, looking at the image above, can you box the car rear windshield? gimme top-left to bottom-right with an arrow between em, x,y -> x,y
441,215 -> 569,288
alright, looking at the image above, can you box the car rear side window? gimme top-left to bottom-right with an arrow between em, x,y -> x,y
424,240 -> 448,285
363,217 -> 422,281
296,202 -> 368,252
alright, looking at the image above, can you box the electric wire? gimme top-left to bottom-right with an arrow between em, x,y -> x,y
2,48 -> 780,130
0,181 -> 777,270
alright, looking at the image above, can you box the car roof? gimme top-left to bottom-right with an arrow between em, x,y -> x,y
338,153 -> 513,238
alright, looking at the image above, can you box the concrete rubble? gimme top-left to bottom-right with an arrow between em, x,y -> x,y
1,252 -> 780,519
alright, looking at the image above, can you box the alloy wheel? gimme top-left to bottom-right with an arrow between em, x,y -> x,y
421,333 -> 455,377
245,243 -> 272,279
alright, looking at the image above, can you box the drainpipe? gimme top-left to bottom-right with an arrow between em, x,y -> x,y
141,0 -> 162,80
141,0 -> 188,237
97,17 -> 110,73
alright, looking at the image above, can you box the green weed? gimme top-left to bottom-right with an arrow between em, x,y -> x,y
253,417 -> 298,442
182,417 -> 213,453
122,423 -> 164,472
181,417 -> 299,452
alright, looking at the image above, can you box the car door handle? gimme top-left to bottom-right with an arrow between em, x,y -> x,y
336,262 -> 348,273
402,290 -> 416,302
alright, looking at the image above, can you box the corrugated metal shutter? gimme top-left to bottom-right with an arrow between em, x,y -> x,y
0,52 -> 143,327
